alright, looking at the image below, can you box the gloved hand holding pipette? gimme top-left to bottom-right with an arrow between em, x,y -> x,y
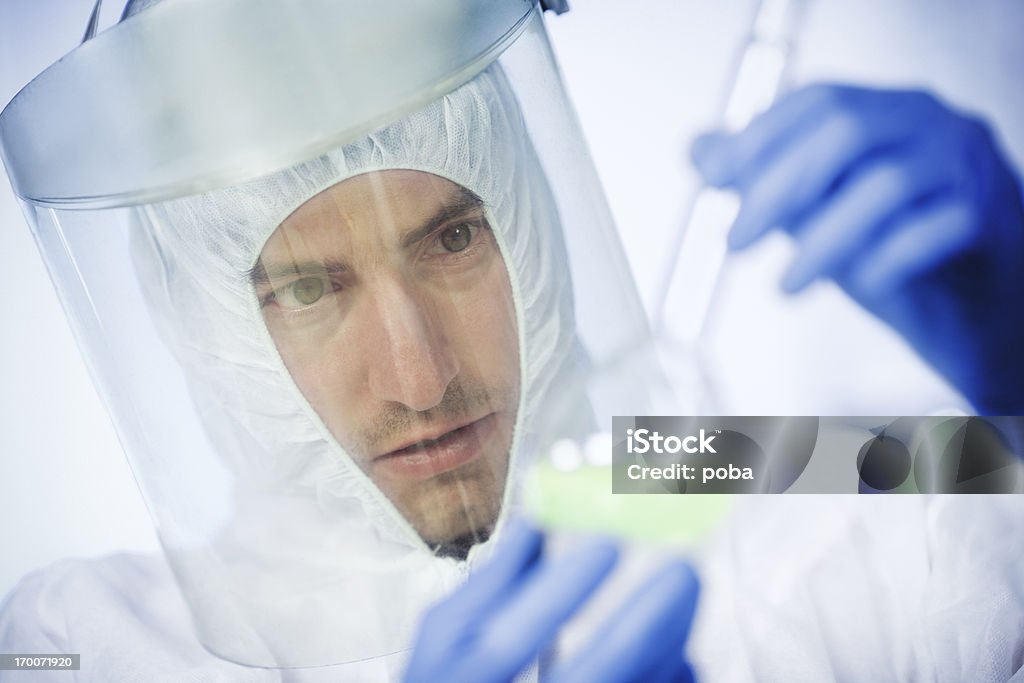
404,520 -> 699,683
691,84 -> 1024,414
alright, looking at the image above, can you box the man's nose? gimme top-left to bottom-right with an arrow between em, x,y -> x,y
364,281 -> 459,412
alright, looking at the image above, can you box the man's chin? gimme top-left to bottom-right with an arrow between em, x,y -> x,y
408,496 -> 500,553
382,452 -> 506,548
429,527 -> 494,560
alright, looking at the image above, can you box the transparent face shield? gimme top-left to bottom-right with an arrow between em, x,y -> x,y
1,0 -> 664,671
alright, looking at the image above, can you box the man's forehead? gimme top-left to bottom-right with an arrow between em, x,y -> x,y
281,170 -> 471,235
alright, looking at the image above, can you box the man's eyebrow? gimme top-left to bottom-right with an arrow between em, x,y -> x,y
248,187 -> 484,285
248,258 -> 349,287
400,187 -> 485,249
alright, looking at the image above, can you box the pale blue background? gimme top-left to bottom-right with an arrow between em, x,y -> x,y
2,0 -> 1022,597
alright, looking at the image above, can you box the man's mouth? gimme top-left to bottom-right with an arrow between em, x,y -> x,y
372,413 -> 497,481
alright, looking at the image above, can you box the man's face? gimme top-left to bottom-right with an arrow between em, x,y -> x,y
253,170 -> 520,547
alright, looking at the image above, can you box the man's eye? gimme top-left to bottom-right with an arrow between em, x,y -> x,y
284,276 -> 325,307
439,223 -> 474,253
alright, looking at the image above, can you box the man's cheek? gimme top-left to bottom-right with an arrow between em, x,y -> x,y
461,317 -> 518,389
443,294 -> 512,351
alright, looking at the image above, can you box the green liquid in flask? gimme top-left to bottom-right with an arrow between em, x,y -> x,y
523,461 -> 734,547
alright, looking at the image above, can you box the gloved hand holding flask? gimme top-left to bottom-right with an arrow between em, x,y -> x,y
405,520 -> 700,683
693,84 -> 1024,413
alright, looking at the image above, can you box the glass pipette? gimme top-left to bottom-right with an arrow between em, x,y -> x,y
653,0 -> 811,345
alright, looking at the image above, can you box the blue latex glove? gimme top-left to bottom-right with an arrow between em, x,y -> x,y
403,520 -> 699,683
692,84 -> 1024,414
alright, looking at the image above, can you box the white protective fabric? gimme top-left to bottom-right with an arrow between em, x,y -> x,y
129,63 -> 591,668
689,495 -> 1024,682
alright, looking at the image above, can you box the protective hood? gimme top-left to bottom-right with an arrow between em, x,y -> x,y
129,65 -> 591,666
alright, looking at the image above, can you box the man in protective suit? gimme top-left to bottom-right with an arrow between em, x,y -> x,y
3,0 -> 1024,681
